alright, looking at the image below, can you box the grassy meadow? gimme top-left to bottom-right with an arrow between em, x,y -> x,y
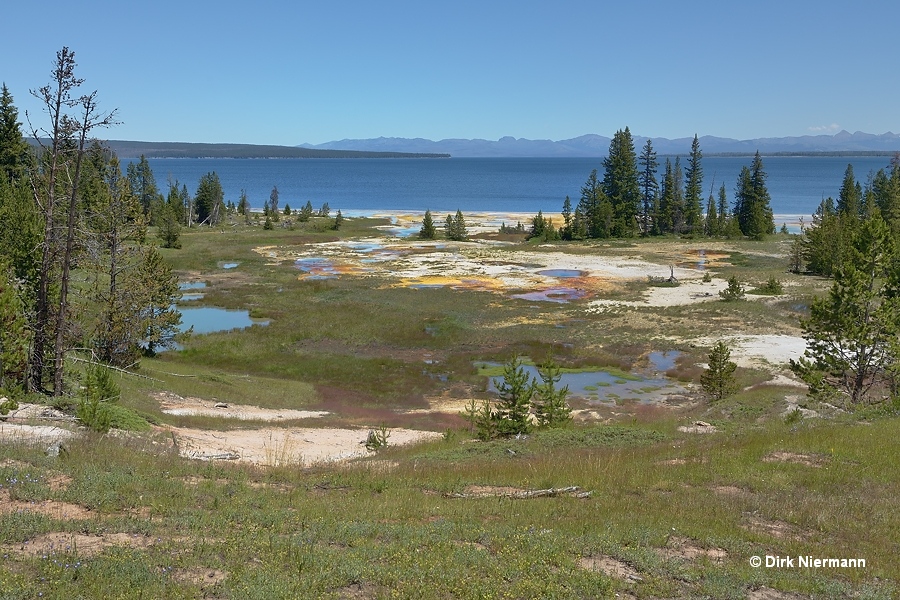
1,215 -> 897,599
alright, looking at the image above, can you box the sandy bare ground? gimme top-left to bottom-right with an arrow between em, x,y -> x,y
693,334 -> 807,371
164,424 -> 442,466
152,392 -> 440,465
153,391 -> 329,421
0,404 -> 77,445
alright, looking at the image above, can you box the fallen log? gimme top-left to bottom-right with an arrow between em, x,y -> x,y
444,486 -> 590,499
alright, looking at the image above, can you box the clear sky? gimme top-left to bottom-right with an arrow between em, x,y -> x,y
2,0 -> 898,146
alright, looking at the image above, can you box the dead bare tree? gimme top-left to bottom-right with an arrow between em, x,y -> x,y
52,90 -> 118,394
26,47 -> 117,394
26,47 -> 81,393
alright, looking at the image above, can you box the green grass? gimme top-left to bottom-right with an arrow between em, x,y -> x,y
3,219 -> 897,597
1,415 -> 897,597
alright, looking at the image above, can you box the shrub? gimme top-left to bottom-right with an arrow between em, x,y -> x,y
76,364 -> 120,432
719,275 -> 745,301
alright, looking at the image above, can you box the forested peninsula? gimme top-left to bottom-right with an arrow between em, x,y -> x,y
28,139 -> 451,159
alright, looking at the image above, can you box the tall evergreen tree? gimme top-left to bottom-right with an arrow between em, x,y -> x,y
299,200 -> 314,222
873,161 -> 900,232
269,185 -> 280,221
602,127 -> 641,236
704,186 -> 718,236
577,168 -> 611,238
493,356 -> 535,436
0,176 -> 42,294
791,217 -> 900,405
716,183 -> 730,235
445,209 -> 468,241
836,164 -> 862,219
683,134 -> 704,233
237,188 -> 250,216
672,157 -> 685,233
88,155 -> 149,365
126,155 -> 161,218
657,159 -> 675,235
0,84 -> 30,184
735,152 -> 774,238
139,246 -> 182,356
700,341 -> 738,401
560,195 -> 573,240
638,139 -> 658,236
419,209 -> 436,239
0,258 -> 30,396
194,171 -> 224,225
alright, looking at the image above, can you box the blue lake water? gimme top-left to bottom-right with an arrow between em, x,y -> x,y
142,155 -> 896,219
178,307 -> 269,335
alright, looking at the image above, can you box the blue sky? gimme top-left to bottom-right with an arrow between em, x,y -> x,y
2,0 -> 898,145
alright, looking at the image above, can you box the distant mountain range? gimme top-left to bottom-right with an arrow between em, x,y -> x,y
299,131 -> 900,158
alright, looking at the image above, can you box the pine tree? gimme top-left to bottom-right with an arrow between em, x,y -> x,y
560,195 -> 573,239
705,187 -> 718,236
269,185 -> 280,218
533,355 -> 571,427
683,135 -> 704,233
446,209 -> 467,241
299,200 -> 314,222
319,202 -> 330,217
873,160 -> 900,232
672,157 -> 685,234
0,175 -> 42,292
802,198 -> 849,277
735,152 -> 774,238
0,258 -> 31,395
87,155 -> 153,366
602,127 -> 641,236
638,139 -> 658,236
657,159 -> 675,235
791,217 -> 900,405
719,275 -> 745,301
194,171 -> 224,225
493,356 -> 535,436
126,155 -> 161,218
836,164 -> 862,219
419,209 -> 436,239
700,341 -> 738,401
139,246 -> 182,355
716,183 -> 730,236
578,169 -> 611,238
237,188 -> 250,216
0,83 -> 30,184
331,209 -> 343,230
157,202 -> 181,248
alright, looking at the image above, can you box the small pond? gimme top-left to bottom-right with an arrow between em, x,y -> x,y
221,262 -> 240,269
295,257 -> 339,279
537,269 -> 585,278
647,350 -> 680,372
478,355 -> 685,406
179,307 -> 270,335
179,281 -> 207,290
510,288 -> 587,303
